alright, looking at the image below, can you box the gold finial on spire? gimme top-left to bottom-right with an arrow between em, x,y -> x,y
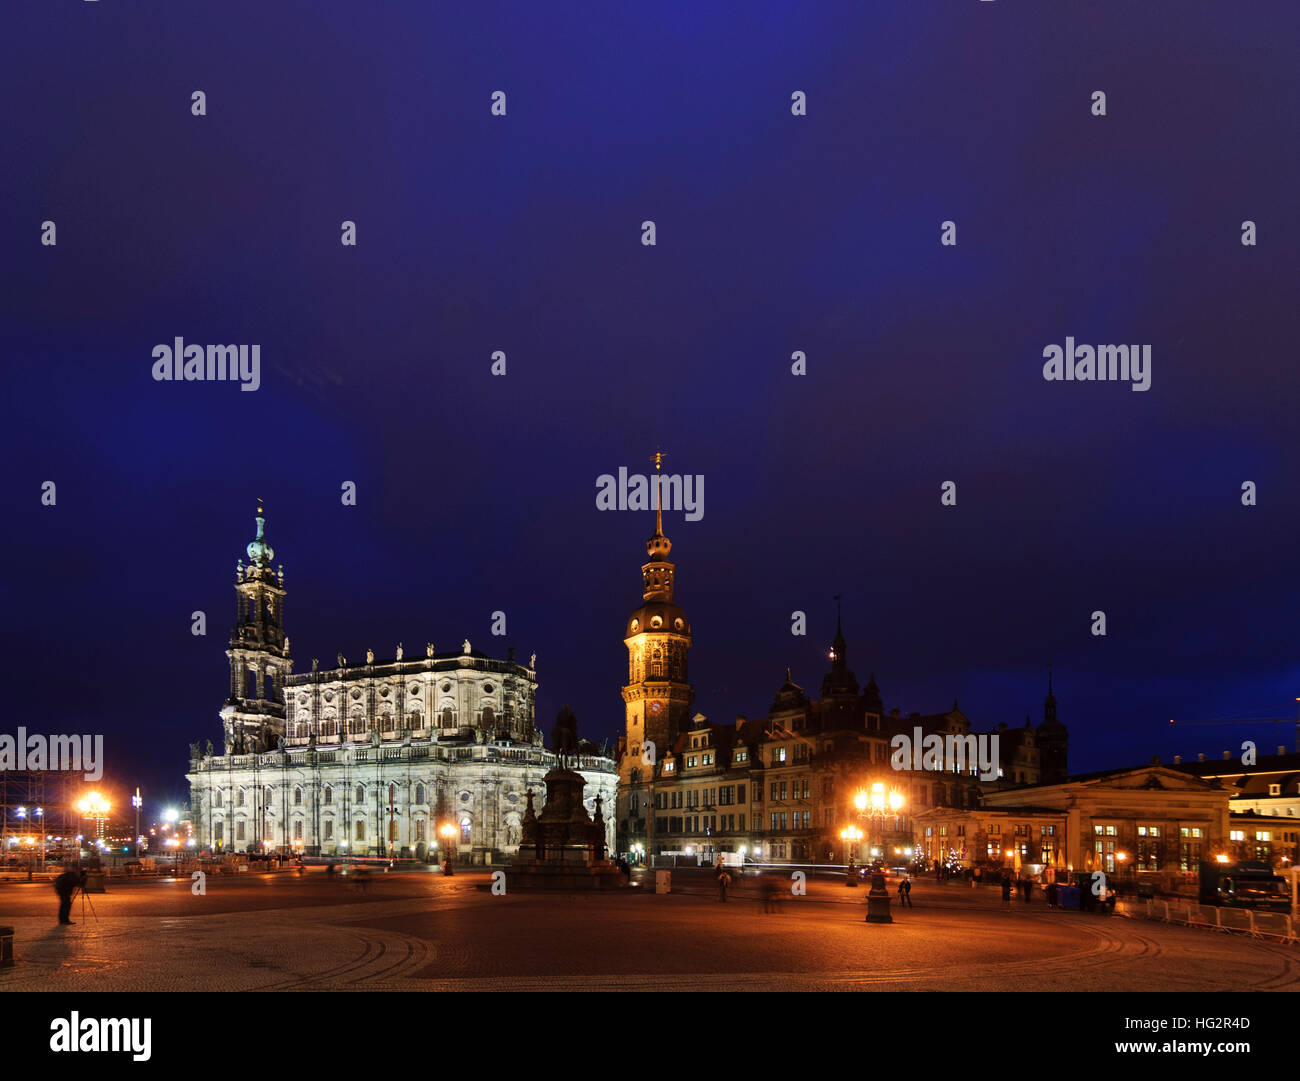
651,449 -> 665,536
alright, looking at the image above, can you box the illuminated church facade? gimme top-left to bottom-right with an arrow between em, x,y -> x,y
185,508 -> 617,862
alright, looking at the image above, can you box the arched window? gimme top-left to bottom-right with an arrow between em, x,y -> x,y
323,786 -> 333,805
355,785 -> 365,805
388,783 -> 397,804
481,705 -> 496,729
293,787 -> 302,806
441,707 -> 455,728
415,784 -> 426,804
459,816 -> 472,844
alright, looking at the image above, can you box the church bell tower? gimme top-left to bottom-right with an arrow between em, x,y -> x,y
220,503 -> 291,753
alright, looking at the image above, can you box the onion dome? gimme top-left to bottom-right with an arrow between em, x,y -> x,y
246,504 -> 274,566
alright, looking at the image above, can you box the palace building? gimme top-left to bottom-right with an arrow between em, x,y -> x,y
185,507 -> 617,862
613,480 -> 1069,866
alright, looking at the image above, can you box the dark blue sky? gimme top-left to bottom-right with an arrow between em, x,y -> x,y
3,2 -> 1299,817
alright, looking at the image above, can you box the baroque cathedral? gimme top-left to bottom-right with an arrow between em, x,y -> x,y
185,507 -> 618,862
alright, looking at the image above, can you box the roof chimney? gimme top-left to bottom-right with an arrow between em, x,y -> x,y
1197,753 -> 1205,762
1173,755 -> 1182,764
1222,750 -> 1231,760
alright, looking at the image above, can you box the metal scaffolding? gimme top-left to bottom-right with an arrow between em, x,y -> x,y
0,770 -> 79,865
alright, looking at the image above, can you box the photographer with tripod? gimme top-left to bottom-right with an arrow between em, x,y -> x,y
53,862 -> 87,926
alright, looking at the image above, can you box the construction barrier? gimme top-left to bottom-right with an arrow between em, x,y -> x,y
1120,898 -> 1296,944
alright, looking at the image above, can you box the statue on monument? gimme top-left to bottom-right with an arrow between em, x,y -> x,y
552,705 -> 579,762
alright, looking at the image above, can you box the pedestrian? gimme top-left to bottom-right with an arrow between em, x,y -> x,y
1047,880 -> 1059,909
760,874 -> 781,913
53,863 -> 85,926
716,866 -> 731,903
897,876 -> 913,908
1001,872 -> 1012,909
1022,878 -> 1032,903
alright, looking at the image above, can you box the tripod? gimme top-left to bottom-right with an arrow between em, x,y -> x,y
76,886 -> 99,924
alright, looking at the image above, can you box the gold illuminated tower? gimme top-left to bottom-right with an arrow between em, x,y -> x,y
619,452 -> 694,789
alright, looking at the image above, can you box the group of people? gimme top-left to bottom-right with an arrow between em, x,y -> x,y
999,871 -> 1036,906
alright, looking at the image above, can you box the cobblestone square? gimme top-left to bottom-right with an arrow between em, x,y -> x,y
1,869 -> 1296,992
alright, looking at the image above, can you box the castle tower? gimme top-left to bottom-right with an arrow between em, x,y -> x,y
819,598 -> 861,730
1036,664 -> 1069,784
220,504 -> 291,753
619,453 -> 694,788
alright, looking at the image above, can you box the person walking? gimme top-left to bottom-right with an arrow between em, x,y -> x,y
1001,872 -> 1012,909
897,876 -> 913,908
716,866 -> 731,902
53,863 -> 85,926
760,873 -> 780,913
1022,877 -> 1032,903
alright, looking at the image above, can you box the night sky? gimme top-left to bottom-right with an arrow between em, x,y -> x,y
3,2 -> 1299,818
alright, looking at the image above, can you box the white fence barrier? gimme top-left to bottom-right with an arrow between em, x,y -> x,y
1123,899 -> 1296,944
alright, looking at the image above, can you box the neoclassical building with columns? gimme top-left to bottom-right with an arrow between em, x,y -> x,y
185,507 -> 617,862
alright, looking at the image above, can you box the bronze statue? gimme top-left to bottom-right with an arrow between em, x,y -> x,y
552,705 -> 579,759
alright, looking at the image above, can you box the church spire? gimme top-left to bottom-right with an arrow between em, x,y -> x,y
642,449 -> 674,599
653,448 -> 664,540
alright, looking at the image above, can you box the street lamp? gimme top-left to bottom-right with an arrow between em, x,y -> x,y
131,789 -> 143,857
439,823 -> 456,875
854,783 -> 907,866
77,793 -> 111,843
840,825 -> 864,886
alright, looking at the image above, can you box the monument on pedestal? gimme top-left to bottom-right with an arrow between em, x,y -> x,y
507,706 -> 624,890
